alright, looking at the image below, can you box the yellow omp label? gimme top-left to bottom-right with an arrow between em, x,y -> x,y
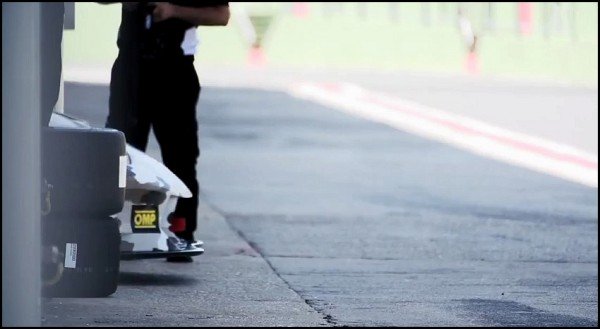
131,205 -> 159,233
134,210 -> 157,228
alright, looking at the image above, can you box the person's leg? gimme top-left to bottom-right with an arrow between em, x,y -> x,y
40,2 -> 64,127
151,57 -> 200,243
106,53 -> 151,151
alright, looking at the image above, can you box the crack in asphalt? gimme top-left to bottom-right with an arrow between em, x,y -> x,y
210,204 -> 338,326
243,237 -> 340,327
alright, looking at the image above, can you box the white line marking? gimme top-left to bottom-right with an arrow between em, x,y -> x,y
289,82 -> 598,188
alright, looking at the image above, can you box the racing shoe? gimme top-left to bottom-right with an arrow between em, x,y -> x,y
165,237 -> 200,263
186,239 -> 204,248
166,236 -> 189,252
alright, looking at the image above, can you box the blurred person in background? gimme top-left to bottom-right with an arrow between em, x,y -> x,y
100,1 -> 230,262
457,3 -> 480,74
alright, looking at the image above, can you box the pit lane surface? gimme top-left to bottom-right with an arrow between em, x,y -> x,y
42,77 -> 597,327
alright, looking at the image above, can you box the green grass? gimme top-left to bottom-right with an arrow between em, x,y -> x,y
63,2 -> 598,86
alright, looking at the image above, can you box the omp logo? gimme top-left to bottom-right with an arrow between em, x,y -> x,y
131,205 -> 159,233
134,210 -> 157,228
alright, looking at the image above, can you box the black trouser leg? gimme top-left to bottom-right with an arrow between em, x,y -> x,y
148,58 -> 200,241
107,54 -> 200,241
106,54 -> 151,151
40,2 -> 64,127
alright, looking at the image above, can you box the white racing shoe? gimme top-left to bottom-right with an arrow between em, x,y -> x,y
188,239 -> 204,248
167,237 -> 204,251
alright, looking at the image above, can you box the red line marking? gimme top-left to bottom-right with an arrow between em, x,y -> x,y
317,83 -> 598,170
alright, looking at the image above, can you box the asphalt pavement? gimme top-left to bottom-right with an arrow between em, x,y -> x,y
42,74 -> 597,326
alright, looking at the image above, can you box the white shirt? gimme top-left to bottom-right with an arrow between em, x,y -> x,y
180,27 -> 200,55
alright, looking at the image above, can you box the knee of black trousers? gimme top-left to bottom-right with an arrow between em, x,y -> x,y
162,150 -> 200,180
174,171 -> 199,194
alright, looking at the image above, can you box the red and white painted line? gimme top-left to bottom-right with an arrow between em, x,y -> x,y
289,82 -> 598,188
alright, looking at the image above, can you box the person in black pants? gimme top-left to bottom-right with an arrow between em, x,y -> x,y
41,2 -> 64,127
103,2 -> 230,262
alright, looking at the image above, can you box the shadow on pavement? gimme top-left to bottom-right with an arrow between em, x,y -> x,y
118,272 -> 198,286
458,298 -> 598,327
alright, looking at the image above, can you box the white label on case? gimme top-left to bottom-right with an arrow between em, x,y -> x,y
64,243 -> 77,268
119,155 -> 127,188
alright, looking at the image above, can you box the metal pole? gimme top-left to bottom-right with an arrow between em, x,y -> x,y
2,2 -> 42,326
